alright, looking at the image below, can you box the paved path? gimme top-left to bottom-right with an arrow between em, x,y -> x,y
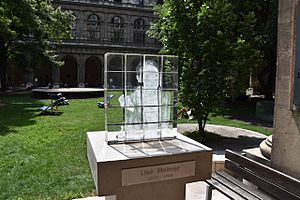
178,124 -> 267,156
76,124 -> 268,200
181,124 -> 267,200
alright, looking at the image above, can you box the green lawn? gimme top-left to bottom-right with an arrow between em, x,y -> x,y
0,94 -> 103,200
0,94 -> 272,199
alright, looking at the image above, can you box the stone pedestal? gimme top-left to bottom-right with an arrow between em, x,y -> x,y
260,135 -> 272,159
87,131 -> 212,200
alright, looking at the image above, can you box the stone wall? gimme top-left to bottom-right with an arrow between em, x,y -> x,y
271,0 -> 300,179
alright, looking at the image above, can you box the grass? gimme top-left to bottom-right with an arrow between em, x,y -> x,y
0,94 -> 103,200
0,94 -> 272,199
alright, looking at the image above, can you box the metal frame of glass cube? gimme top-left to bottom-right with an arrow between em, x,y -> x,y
104,53 -> 178,144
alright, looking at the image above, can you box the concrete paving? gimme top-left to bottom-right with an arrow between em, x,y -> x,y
76,124 -> 267,200
178,124 -> 267,155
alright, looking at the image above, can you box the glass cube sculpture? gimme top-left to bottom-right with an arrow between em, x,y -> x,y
104,53 -> 178,144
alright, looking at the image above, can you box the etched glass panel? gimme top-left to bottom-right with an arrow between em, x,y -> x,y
126,54 -> 143,72
163,56 -> 178,73
106,90 -> 124,108
105,53 -> 178,144
107,72 -> 124,89
106,107 -> 124,132
106,54 -> 124,72
161,91 -> 174,106
126,73 -> 139,89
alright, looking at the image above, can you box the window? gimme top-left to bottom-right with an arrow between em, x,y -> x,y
87,14 -> 100,40
71,15 -> 77,38
133,18 -> 146,43
111,16 -> 124,42
156,0 -> 163,5
133,0 -> 143,6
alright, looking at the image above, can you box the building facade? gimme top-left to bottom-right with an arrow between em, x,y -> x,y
8,0 -> 162,88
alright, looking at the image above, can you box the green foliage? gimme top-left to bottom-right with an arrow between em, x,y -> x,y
0,0 -> 75,90
232,0 -> 278,99
149,0 -> 263,135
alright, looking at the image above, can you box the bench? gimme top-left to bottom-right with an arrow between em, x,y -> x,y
205,150 -> 300,200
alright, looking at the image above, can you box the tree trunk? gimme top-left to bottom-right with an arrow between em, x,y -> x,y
197,118 -> 205,142
197,113 -> 209,142
0,37 -> 8,91
198,118 -> 205,136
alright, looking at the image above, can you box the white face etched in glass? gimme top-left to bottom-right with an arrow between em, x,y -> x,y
136,60 -> 159,89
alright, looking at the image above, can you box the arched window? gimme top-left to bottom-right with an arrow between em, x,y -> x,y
133,18 -> 146,43
71,14 -> 77,38
133,0 -> 143,6
87,14 -> 100,40
111,16 -> 124,42
112,16 -> 123,29
134,18 -> 145,30
156,0 -> 163,5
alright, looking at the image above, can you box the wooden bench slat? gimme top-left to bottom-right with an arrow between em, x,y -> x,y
225,150 -> 300,197
206,178 -> 247,200
217,172 -> 275,200
211,173 -> 261,200
225,160 -> 300,200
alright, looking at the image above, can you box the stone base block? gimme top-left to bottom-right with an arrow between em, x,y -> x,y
87,131 -> 212,200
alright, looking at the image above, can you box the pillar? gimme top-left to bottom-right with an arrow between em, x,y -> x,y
78,54 -> 85,87
52,65 -> 60,88
271,0 -> 300,179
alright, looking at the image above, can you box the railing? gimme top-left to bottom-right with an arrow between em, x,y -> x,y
53,0 -> 155,9
62,38 -> 162,49
65,21 -> 162,49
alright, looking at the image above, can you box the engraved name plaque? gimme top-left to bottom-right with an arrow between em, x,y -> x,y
122,161 -> 196,186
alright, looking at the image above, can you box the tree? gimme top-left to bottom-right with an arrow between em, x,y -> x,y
0,0 -> 74,90
253,0 -> 278,100
229,0 -> 278,100
149,0 -> 262,138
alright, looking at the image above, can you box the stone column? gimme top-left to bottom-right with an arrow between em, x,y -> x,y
79,10 -> 84,39
128,15 -> 133,43
52,65 -> 60,88
26,67 -> 34,88
103,12 -> 108,43
271,0 -> 300,179
78,54 -> 85,87
124,14 -> 129,44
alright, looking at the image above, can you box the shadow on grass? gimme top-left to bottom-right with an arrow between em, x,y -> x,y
210,102 -> 273,128
37,111 -> 63,116
185,131 -> 224,143
185,130 -> 265,154
0,94 -> 44,136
